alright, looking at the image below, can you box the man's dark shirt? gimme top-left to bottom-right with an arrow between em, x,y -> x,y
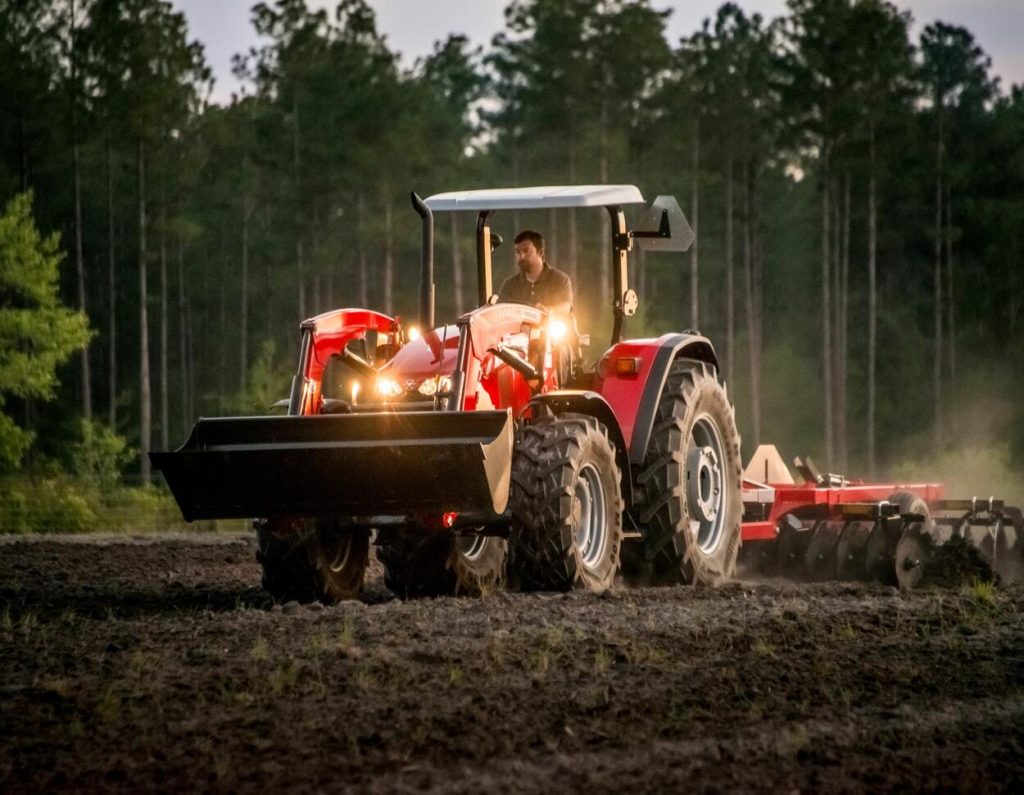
497,262 -> 573,309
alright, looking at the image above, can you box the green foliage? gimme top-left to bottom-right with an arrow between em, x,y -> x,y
229,338 -> 290,414
0,475 -> 231,534
0,412 -> 33,472
0,477 -> 97,533
0,192 -> 91,471
70,419 -> 134,490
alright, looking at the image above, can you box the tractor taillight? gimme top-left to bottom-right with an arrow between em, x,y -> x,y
443,511 -> 458,528
615,357 -> 641,376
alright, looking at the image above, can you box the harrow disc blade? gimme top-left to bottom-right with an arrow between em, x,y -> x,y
974,525 -> 996,567
777,521 -> 815,580
898,522 -> 995,589
805,522 -> 841,581
993,522 -> 1022,584
865,520 -> 898,585
835,521 -> 870,581
895,523 -> 933,590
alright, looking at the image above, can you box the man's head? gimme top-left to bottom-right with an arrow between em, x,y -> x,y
514,230 -> 545,277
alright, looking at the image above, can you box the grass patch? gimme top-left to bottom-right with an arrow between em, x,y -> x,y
970,580 -> 996,606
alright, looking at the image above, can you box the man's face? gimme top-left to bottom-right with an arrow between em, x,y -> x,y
514,240 -> 543,273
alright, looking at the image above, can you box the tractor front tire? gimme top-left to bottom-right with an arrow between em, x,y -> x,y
630,359 -> 743,586
509,414 -> 623,592
256,518 -> 370,604
376,531 -> 507,598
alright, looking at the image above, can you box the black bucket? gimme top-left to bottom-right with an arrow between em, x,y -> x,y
151,410 -> 513,522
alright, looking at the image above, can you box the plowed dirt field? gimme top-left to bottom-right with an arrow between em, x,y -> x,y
2,533 -> 1023,792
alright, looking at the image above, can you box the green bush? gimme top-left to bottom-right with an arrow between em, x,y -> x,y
70,419 -> 134,491
0,475 -> 242,534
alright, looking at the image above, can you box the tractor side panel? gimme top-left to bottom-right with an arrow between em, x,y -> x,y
594,333 -> 718,466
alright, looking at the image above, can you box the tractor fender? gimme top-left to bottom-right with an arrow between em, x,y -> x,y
524,390 -> 633,507
598,333 -> 718,468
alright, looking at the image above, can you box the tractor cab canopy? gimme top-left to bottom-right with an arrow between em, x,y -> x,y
424,184 -> 646,211
415,185 -> 694,345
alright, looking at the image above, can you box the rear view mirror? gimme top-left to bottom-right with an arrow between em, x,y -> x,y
631,195 -> 694,252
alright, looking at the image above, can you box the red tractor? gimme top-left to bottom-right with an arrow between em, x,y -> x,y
154,185 -> 747,600
153,185 -> 1022,601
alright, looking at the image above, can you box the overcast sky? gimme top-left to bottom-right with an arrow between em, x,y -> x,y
171,0 -> 1024,105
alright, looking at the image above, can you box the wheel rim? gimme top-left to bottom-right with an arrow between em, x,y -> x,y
574,462 -> 608,570
455,534 -> 488,562
687,414 -> 726,554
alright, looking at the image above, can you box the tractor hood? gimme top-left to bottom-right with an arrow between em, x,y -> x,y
376,324 -> 460,395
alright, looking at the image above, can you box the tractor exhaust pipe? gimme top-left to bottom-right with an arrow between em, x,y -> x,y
411,192 -> 434,330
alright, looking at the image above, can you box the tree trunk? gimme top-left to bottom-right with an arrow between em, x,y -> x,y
725,156 -> 735,389
19,115 -> 28,192
867,127 -> 878,476
177,230 -> 190,435
384,195 -> 394,315
945,188 -> 956,389
138,138 -> 151,484
511,148 -> 522,236
547,207 -> 558,265
107,134 -> 117,428
743,160 -> 760,445
690,117 -> 700,329
70,0 -> 91,422
218,261 -> 226,416
73,139 -> 91,422
933,110 -> 944,453
296,237 -> 305,322
357,194 -> 368,307
159,176 -> 168,452
837,172 -> 850,471
599,91 -> 610,310
567,139 -> 578,283
293,93 -> 305,323
821,152 -> 833,468
451,211 -> 463,314
752,164 -> 764,444
240,192 -> 250,392
831,177 -> 842,468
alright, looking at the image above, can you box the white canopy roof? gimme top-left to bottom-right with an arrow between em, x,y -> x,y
424,185 -> 645,211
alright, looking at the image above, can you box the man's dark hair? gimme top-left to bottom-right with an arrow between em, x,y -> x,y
514,230 -> 544,253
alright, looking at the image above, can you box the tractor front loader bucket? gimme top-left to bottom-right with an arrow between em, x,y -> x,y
151,410 -> 513,522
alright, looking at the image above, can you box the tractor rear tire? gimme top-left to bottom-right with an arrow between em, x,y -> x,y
256,518 -> 369,604
376,531 -> 507,598
630,359 -> 743,585
509,414 -> 623,591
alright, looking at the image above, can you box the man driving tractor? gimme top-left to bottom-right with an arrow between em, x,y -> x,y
498,230 -> 572,313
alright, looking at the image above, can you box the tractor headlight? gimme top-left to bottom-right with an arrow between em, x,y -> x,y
417,375 -> 452,397
548,318 -> 568,342
375,377 -> 403,398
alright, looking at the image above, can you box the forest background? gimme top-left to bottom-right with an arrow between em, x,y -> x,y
1,0 -> 1022,531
